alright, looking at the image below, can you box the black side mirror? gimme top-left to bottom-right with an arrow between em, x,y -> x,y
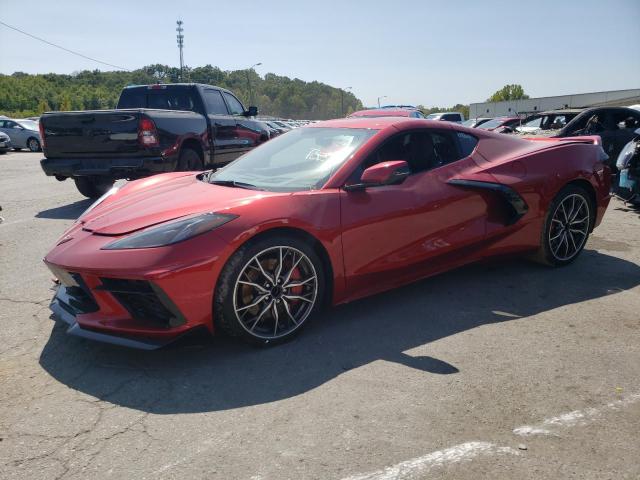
245,106 -> 258,117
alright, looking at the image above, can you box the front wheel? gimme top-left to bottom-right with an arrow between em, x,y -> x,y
73,176 -> 114,199
215,235 -> 325,345
533,185 -> 594,266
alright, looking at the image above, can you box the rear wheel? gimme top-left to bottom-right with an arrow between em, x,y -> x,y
27,137 -> 41,152
215,235 -> 325,346
73,176 -> 114,199
177,148 -> 203,171
533,185 -> 594,266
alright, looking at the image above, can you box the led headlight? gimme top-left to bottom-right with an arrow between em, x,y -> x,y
80,185 -> 121,219
101,213 -> 237,250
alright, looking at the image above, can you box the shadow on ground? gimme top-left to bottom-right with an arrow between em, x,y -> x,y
39,249 -> 640,413
36,199 -> 92,220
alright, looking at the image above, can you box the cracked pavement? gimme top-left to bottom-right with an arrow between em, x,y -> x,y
1,152 -> 639,479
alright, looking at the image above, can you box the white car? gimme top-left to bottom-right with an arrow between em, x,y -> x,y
425,112 -> 465,123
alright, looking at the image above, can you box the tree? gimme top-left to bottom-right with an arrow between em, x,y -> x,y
487,84 -> 529,102
37,99 -> 51,114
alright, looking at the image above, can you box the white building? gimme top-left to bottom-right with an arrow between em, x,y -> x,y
469,88 -> 640,118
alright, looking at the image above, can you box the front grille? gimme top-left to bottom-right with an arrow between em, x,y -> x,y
62,273 -> 99,314
98,278 -> 183,328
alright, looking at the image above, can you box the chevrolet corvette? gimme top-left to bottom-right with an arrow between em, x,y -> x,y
44,117 -> 611,348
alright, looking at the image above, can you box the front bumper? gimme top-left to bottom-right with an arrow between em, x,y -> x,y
40,156 -> 174,178
44,225 -> 234,349
50,286 -> 171,350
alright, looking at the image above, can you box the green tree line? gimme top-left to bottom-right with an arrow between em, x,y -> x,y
0,64 -> 363,119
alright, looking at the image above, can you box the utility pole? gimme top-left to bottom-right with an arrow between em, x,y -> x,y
176,20 -> 185,81
377,95 -> 387,108
340,86 -> 352,117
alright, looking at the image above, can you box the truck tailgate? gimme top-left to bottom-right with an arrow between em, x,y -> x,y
41,110 -> 142,158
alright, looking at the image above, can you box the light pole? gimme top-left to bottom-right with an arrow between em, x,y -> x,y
340,86 -> 352,117
245,62 -> 262,106
176,20 -> 185,81
377,95 -> 387,108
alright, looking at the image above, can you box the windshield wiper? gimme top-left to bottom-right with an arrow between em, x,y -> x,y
209,179 -> 264,191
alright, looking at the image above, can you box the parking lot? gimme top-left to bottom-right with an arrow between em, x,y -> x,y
1,151 -> 639,479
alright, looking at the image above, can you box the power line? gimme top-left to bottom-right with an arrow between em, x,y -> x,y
0,20 -> 129,71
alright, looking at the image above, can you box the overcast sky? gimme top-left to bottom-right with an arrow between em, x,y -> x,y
1,0 -> 639,107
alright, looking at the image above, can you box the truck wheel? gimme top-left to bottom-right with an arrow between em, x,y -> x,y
74,177 -> 114,199
177,148 -> 203,171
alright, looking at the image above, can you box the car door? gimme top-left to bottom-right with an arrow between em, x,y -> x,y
202,88 -> 243,164
339,129 -> 491,297
222,91 -> 264,156
2,120 -> 26,147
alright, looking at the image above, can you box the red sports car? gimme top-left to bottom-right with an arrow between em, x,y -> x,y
44,117 -> 611,349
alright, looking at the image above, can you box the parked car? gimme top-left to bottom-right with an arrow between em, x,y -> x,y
0,118 -> 42,152
264,121 -> 289,135
514,109 -> 582,134
424,112 -> 465,123
476,116 -> 521,132
615,127 -> 640,204
256,121 -> 281,138
554,107 -> 640,167
461,117 -> 492,128
349,108 -> 426,118
0,131 -> 12,153
39,83 -> 267,198
44,116 -> 610,349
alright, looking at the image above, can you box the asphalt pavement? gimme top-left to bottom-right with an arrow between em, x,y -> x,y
1,151 -> 639,479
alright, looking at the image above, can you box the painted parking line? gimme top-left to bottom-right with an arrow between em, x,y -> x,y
513,392 -> 640,436
341,392 -> 639,480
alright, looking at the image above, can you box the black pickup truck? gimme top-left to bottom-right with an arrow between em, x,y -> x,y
40,83 -> 269,197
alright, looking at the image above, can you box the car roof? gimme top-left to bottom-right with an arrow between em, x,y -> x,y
308,117 -> 444,130
349,108 -> 414,118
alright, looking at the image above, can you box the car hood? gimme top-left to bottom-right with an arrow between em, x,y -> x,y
81,173 -> 285,235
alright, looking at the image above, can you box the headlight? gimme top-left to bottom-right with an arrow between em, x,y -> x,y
80,185 -> 121,219
101,213 -> 237,250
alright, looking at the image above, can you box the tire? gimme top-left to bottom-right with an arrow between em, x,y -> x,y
533,184 -> 594,267
13,148 -> 21,151
176,148 -> 203,171
214,234 -> 326,346
74,176 -> 114,199
27,137 -> 41,152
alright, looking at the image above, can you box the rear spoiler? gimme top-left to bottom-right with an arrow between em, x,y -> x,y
522,135 -> 602,146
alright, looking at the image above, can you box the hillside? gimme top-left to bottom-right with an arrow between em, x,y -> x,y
0,64 -> 363,120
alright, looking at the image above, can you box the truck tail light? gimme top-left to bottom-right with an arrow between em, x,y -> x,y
138,117 -> 159,147
39,121 -> 46,149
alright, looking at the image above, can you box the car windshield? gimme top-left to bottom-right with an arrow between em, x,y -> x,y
208,127 -> 377,192
478,118 -> 509,129
425,114 -> 441,120
522,117 -> 543,128
17,120 -> 38,130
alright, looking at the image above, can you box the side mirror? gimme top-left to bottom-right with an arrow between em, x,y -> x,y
245,106 -> 258,117
344,160 -> 410,191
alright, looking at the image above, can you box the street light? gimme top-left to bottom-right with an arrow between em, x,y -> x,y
377,95 -> 387,108
245,62 -> 262,106
340,86 -> 352,117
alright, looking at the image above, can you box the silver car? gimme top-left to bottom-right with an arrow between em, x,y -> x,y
0,131 -> 11,154
0,118 -> 42,151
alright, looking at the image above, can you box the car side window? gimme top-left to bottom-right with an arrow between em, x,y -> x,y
348,130 -> 462,183
223,92 -> 245,116
456,132 -> 478,157
203,89 -> 229,115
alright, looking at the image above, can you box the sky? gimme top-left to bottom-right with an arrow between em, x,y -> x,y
1,0 -> 639,108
